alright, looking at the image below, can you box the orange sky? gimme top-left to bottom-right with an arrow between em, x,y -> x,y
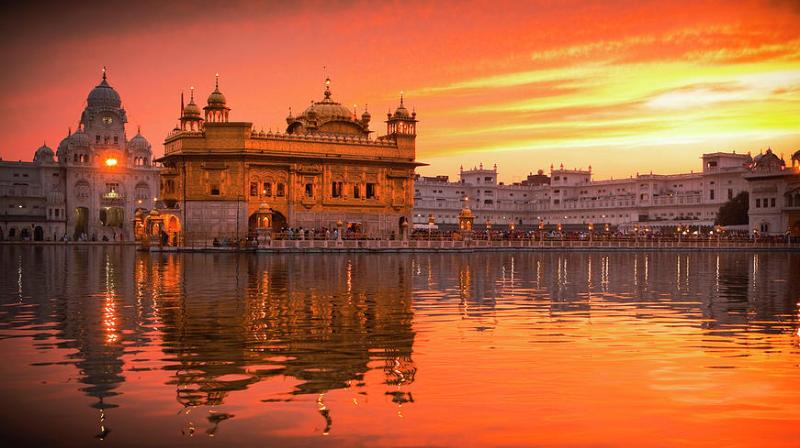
1,0 -> 799,182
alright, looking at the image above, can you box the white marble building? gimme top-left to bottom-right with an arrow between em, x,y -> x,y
0,70 -> 160,241
413,152 -> 757,231
744,149 -> 800,236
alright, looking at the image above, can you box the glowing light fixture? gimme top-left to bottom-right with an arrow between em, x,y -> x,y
105,158 -> 118,167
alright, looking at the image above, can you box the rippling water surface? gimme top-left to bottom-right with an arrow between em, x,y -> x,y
0,246 -> 798,447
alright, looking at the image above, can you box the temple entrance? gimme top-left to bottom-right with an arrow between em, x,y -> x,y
74,207 -> 88,239
34,226 -> 44,241
166,216 -> 181,246
20,228 -> 30,240
100,207 -> 125,227
791,216 -> 800,237
271,211 -> 287,232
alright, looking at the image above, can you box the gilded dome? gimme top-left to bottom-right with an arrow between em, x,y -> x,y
207,89 -> 226,106
286,77 -> 370,137
393,103 -> 410,118
183,97 -> 201,116
302,100 -> 353,121
206,74 -> 227,106
87,69 -> 121,108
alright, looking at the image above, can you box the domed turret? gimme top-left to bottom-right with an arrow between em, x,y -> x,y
207,74 -> 226,106
57,130 -> 71,161
204,74 -> 230,123
183,92 -> 201,117
128,126 -> 152,167
87,67 -> 121,108
33,142 -> 54,164
361,105 -> 371,125
386,92 -> 417,137
392,95 -> 410,119
179,87 -> 204,131
128,128 -> 151,153
68,127 -> 91,148
752,148 -> 785,172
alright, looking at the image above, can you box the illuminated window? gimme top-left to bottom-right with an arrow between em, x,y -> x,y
250,181 -> 258,197
276,183 -> 285,197
263,182 -> 272,197
366,183 -> 376,199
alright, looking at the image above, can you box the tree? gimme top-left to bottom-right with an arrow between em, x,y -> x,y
716,191 -> 749,225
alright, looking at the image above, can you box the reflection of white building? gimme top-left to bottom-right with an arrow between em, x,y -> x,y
744,149 -> 800,236
0,70 -> 159,241
414,152 -> 754,230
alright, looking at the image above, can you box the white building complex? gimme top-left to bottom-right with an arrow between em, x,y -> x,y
413,151 -> 800,236
0,70 -> 160,241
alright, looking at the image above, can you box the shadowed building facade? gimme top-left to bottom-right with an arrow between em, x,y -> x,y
156,76 -> 422,243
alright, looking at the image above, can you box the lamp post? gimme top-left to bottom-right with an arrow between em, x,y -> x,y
428,214 -> 435,239
588,223 -> 594,243
538,218 -> 544,242
235,194 -> 243,242
486,219 -> 493,241
509,221 -> 515,241
634,223 -> 640,244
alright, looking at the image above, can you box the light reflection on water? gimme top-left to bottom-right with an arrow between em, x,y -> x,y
0,246 -> 798,447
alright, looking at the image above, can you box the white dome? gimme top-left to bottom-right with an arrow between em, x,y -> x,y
34,144 -> 54,164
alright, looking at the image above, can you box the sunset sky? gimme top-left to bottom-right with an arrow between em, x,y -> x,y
1,0 -> 799,182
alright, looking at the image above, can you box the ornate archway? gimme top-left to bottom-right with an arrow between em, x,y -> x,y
166,215 -> 181,246
73,207 -> 89,240
271,210 -> 287,233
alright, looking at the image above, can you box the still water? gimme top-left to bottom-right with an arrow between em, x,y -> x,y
0,246 -> 798,447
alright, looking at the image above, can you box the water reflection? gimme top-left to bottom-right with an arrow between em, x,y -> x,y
0,247 -> 798,446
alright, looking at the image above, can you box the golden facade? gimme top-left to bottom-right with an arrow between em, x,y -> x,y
157,76 -> 422,243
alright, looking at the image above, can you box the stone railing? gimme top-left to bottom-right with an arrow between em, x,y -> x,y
168,238 -> 800,252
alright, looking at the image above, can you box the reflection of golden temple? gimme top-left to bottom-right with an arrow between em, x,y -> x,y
139,254 -> 417,420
